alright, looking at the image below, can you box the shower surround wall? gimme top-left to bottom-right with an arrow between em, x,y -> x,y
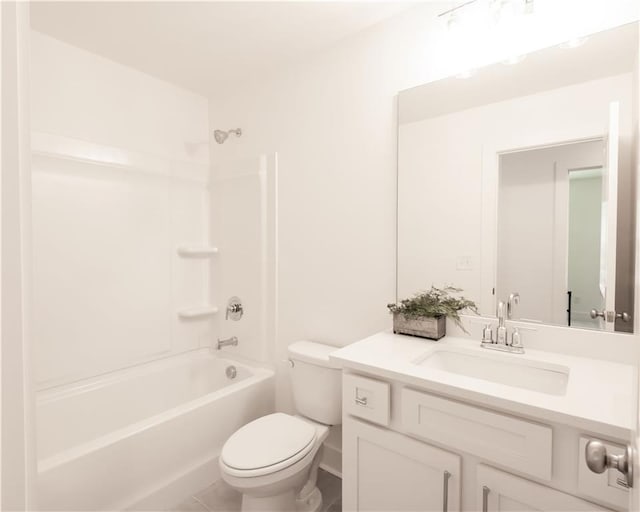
30,31 -> 212,388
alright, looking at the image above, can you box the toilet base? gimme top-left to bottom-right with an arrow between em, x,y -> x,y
242,489 -> 297,511
296,486 -> 322,512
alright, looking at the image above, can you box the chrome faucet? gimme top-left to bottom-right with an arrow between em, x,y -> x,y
225,297 -> 243,321
217,336 -> 238,350
507,292 -> 520,319
480,298 -> 524,354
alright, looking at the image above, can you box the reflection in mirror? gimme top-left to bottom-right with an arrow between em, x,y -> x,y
497,140 -> 607,329
397,22 -> 638,334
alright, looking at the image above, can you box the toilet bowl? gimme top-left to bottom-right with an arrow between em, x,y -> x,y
219,341 -> 341,512
220,413 -> 328,511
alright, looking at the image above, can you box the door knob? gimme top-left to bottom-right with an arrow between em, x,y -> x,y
590,309 -> 631,323
616,312 -> 631,322
585,440 -> 633,488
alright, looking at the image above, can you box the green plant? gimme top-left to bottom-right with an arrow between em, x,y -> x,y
387,286 -> 478,332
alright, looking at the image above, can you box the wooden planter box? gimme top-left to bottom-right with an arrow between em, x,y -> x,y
392,313 -> 446,340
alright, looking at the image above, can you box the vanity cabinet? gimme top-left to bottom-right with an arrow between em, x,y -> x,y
341,371 -> 624,512
476,465 -> 609,512
343,418 -> 461,511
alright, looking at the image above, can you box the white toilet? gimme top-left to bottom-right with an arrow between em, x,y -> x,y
219,341 -> 341,512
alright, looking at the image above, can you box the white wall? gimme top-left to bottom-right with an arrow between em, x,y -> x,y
207,1 -> 640,412
30,32 -> 211,388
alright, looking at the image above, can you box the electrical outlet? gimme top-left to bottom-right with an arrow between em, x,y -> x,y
456,256 -> 472,271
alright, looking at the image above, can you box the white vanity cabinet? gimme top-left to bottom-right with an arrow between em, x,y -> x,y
476,465 -> 610,512
341,370 -> 624,512
343,418 -> 461,512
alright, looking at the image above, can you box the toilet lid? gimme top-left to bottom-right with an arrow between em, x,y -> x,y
221,413 -> 316,472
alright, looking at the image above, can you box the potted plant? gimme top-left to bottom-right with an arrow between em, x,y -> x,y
387,286 -> 477,340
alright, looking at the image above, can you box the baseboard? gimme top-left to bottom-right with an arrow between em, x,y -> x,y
320,442 -> 342,479
124,455 -> 220,510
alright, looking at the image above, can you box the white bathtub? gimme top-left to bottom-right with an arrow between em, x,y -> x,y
36,350 -> 275,511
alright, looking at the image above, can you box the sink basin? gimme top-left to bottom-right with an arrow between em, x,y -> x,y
415,349 -> 569,395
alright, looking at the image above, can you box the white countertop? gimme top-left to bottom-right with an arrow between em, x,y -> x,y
330,331 -> 636,440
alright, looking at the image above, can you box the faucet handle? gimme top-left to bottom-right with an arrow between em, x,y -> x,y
511,328 -> 522,348
225,296 -> 243,321
482,324 -> 494,343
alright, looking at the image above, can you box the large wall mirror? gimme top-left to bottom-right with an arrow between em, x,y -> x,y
397,22 -> 638,333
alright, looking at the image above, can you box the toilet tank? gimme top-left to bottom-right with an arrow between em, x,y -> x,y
288,341 -> 342,425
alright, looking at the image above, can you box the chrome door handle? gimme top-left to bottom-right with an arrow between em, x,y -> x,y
482,485 -> 490,512
590,309 -> 605,319
442,471 -> 451,512
616,312 -> 631,322
585,440 -> 633,488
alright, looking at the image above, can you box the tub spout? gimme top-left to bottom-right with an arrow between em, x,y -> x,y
217,336 -> 238,350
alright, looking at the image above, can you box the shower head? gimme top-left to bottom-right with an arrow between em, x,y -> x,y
214,130 -> 228,144
214,128 -> 242,144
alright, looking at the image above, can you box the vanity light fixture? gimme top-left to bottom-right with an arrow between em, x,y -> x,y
440,0 -> 534,31
438,0 -> 478,29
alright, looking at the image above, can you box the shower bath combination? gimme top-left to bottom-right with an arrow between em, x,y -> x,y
214,128 -> 242,144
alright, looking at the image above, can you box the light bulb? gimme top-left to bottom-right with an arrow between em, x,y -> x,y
559,36 -> 588,49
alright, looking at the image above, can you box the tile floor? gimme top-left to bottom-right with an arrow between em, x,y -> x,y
170,468 -> 341,512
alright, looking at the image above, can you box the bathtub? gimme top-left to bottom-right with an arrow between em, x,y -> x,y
36,349 -> 275,511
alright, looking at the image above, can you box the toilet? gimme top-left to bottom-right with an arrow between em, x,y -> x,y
219,341 -> 342,512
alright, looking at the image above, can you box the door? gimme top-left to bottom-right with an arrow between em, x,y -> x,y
631,343 -> 640,510
477,465 -> 611,512
343,418 -> 461,512
601,101 -> 620,331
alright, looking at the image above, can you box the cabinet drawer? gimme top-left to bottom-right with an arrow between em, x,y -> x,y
578,437 -> 629,510
401,388 -> 552,480
343,373 -> 390,426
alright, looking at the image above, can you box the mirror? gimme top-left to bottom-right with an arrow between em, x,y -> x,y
397,22 -> 638,333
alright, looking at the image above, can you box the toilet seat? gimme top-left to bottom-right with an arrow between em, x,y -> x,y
220,413 -> 317,478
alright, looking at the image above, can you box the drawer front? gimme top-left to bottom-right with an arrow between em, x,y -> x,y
343,373 -> 390,426
578,437 -> 629,509
401,388 -> 552,480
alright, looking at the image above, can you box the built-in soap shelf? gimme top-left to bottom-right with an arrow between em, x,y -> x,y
177,246 -> 219,258
177,307 -> 219,320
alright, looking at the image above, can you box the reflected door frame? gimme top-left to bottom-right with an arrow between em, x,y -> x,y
481,133 -> 607,319
555,146 -> 606,329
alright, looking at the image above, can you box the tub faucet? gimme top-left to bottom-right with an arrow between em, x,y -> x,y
217,336 -> 238,350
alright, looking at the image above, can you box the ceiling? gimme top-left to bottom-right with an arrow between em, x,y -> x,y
30,1 -> 417,97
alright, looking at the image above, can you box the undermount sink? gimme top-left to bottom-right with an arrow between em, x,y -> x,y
415,349 -> 569,396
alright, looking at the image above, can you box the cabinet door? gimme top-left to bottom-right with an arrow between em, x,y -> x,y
477,465 -> 612,512
343,418 -> 460,512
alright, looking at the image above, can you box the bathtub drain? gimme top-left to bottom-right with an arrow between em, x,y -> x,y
226,365 -> 237,379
